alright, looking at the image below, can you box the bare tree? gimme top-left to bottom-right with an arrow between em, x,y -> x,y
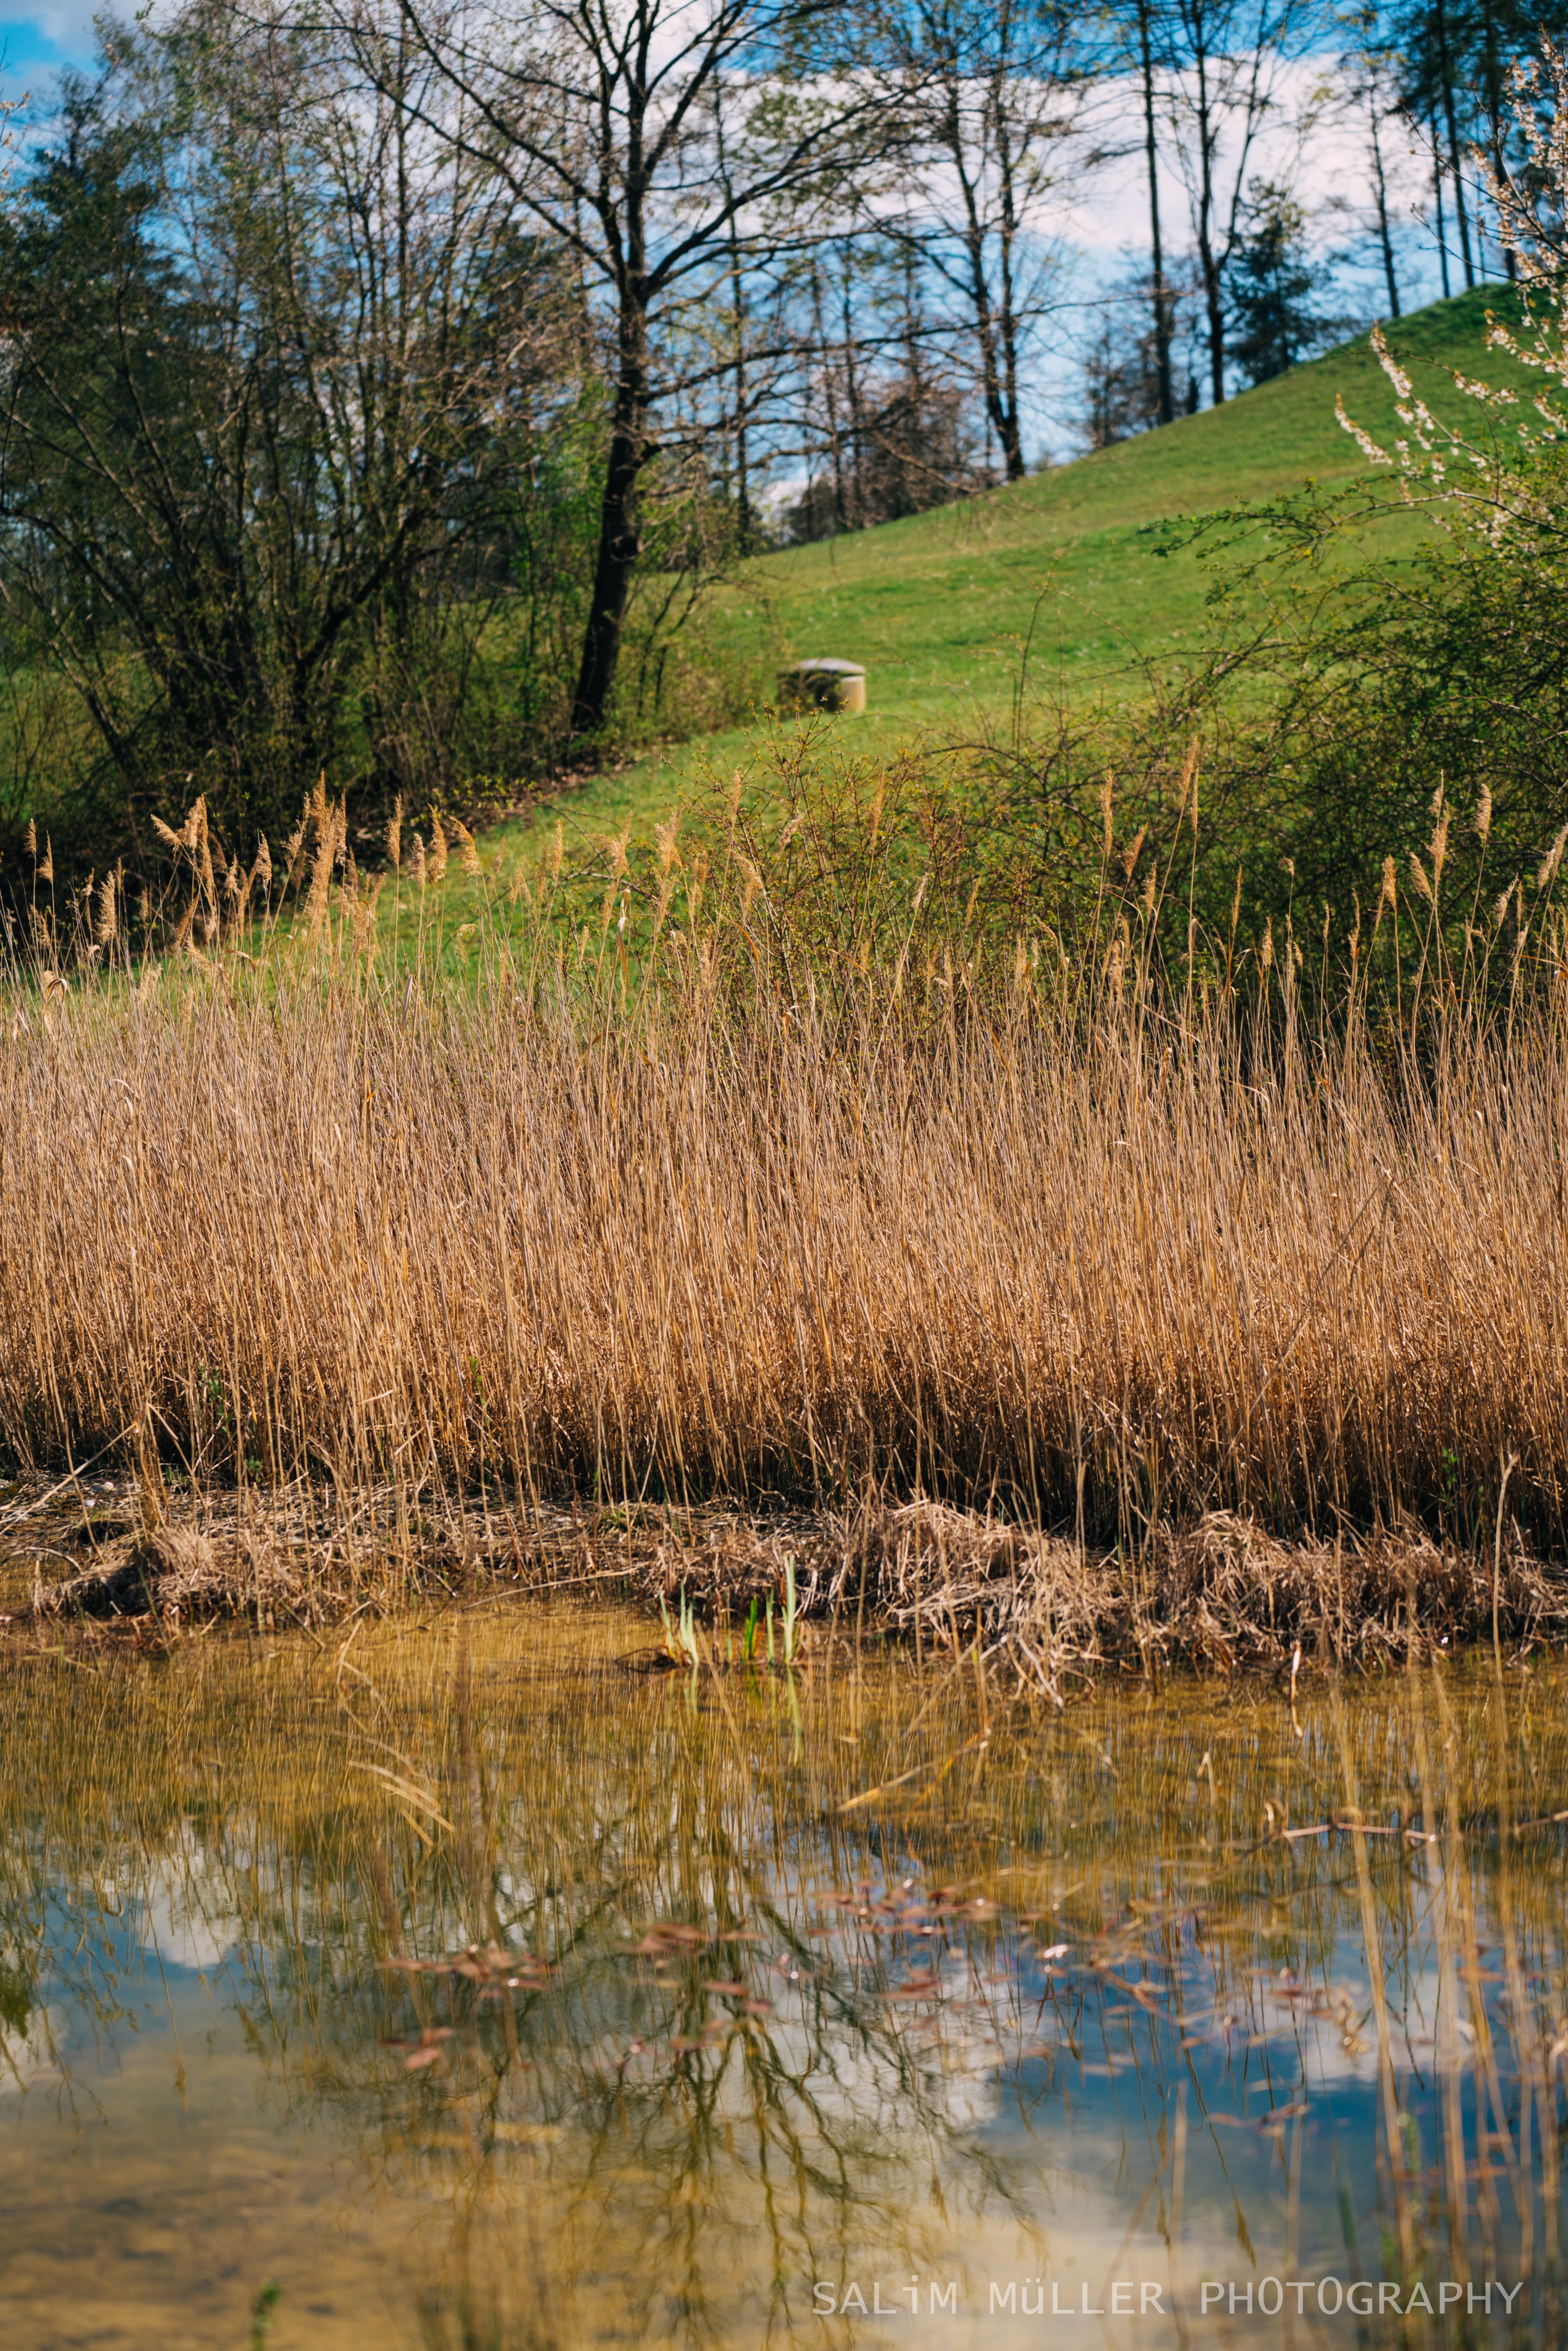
334,0 -> 894,738
1129,0 -> 1177,423
1154,0 -> 1330,404
1340,6 -> 1405,319
868,0 -> 1084,481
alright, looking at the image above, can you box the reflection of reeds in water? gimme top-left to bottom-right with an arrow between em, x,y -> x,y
6,1620 -> 1568,2341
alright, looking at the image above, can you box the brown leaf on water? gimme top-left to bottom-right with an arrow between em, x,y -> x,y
631,1923 -> 711,1957
882,1972 -> 942,2002
381,2027 -> 455,2074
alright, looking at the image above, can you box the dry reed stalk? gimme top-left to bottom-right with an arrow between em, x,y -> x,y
0,860 -> 1564,1603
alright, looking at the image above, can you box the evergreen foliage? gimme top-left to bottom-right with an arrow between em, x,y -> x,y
1225,182 -> 1346,384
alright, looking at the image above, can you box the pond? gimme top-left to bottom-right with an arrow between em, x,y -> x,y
2,1608 -> 1565,2347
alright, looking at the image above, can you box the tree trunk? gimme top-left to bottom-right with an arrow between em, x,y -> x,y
1430,112 -> 1452,299
1200,232 -> 1224,406
994,313 -> 1026,479
1137,0 -> 1175,424
1194,50 -> 1225,404
570,331 -> 647,737
840,274 -> 865,528
948,72 -> 1026,483
1368,99 -> 1401,319
991,99 -> 1027,480
1432,0 -> 1475,289
810,258 -> 848,534
897,243 -> 923,513
726,224 -> 752,554
1476,0 -> 1515,280
733,361 -> 751,558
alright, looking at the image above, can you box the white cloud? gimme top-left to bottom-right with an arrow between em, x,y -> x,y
0,1 -> 112,49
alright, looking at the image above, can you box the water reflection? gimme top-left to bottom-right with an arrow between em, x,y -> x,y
2,1612 -> 1567,2345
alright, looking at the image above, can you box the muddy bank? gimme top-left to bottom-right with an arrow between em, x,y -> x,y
2,1477 -> 1563,1682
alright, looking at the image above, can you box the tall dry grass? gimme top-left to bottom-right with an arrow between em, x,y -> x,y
2,776 -> 1566,1556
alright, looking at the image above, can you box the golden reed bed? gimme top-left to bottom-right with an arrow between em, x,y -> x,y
2,830 -> 1564,1592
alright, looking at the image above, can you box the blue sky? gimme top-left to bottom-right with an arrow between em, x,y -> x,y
0,1 -> 103,101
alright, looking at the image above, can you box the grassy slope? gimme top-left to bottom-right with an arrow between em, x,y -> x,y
510,285 -> 1524,859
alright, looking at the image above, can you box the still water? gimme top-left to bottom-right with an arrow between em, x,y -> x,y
2,1607 -> 1566,2348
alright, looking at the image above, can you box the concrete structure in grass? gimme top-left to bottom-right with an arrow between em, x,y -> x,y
777,658 -> 866,715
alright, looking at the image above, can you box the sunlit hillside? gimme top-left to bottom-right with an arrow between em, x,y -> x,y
558,285 -> 1526,840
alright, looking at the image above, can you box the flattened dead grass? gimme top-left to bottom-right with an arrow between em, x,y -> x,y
12,1490 -> 1564,1690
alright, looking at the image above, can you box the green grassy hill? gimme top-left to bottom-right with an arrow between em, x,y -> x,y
519,284 -> 1525,855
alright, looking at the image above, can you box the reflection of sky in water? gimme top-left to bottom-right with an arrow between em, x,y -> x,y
2,1642 -> 1564,2346
18,1927 -> 1445,2343
4,1853 -> 1526,2340
131,1823 -> 241,1972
